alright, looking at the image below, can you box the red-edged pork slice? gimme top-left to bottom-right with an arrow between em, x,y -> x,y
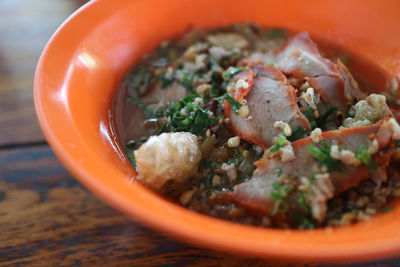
225,65 -> 311,148
233,69 -> 255,101
228,118 -> 396,221
307,75 -> 345,112
337,60 -> 366,101
276,33 -> 337,77
242,33 -> 347,112
276,33 -> 346,112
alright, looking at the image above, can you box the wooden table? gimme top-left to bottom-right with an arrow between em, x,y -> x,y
0,1 -> 399,266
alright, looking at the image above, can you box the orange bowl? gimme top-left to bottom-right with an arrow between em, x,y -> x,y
34,0 -> 400,263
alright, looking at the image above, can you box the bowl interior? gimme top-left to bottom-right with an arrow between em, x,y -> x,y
34,0 -> 400,262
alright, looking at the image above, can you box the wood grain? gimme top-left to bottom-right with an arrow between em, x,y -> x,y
0,0 -> 88,146
0,145 -> 291,266
0,146 -> 398,266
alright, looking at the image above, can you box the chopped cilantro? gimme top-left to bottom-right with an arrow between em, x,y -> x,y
310,174 -> 316,185
308,142 -> 344,171
127,68 -> 153,96
316,107 -> 339,128
303,107 -> 339,130
151,94 -> 222,135
224,95 -> 243,114
227,159 -> 236,165
265,28 -> 287,39
139,136 -> 148,142
200,159 -> 213,168
127,97 -> 155,118
395,140 -> 400,148
160,71 -> 174,88
189,108 -> 211,134
292,212 -> 315,229
296,191 -> 311,214
125,139 -> 148,169
126,148 -> 136,168
270,182 -> 291,216
211,70 -> 222,84
303,109 -> 317,129
271,199 -> 288,216
357,144 -> 378,170
126,139 -> 138,150
204,172 -> 214,189
227,148 -> 242,165
222,66 -> 246,80
234,170 -> 254,186
269,135 -> 287,152
178,70 -> 195,90
215,93 -> 243,115
209,87 -> 220,97
288,126 -> 309,142
209,58 -> 221,70
381,206 -> 394,213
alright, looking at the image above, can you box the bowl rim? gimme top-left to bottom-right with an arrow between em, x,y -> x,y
34,0 -> 400,262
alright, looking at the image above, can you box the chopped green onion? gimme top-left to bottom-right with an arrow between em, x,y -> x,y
292,212 -> 315,229
308,145 -> 327,162
269,135 -> 287,152
381,206 -> 394,213
178,70 -> 195,90
357,144 -> 378,170
297,192 -> 311,214
222,66 -> 244,80
270,191 -> 281,200
308,142 -> 344,171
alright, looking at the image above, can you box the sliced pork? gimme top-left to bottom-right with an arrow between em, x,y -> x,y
243,32 -> 347,112
225,65 -> 311,148
228,118 -> 397,221
276,33 -> 346,112
337,60 -> 366,101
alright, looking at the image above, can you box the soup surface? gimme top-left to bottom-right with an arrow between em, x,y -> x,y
114,24 -> 400,229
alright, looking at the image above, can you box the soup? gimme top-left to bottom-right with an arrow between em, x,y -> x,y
113,24 -> 400,229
